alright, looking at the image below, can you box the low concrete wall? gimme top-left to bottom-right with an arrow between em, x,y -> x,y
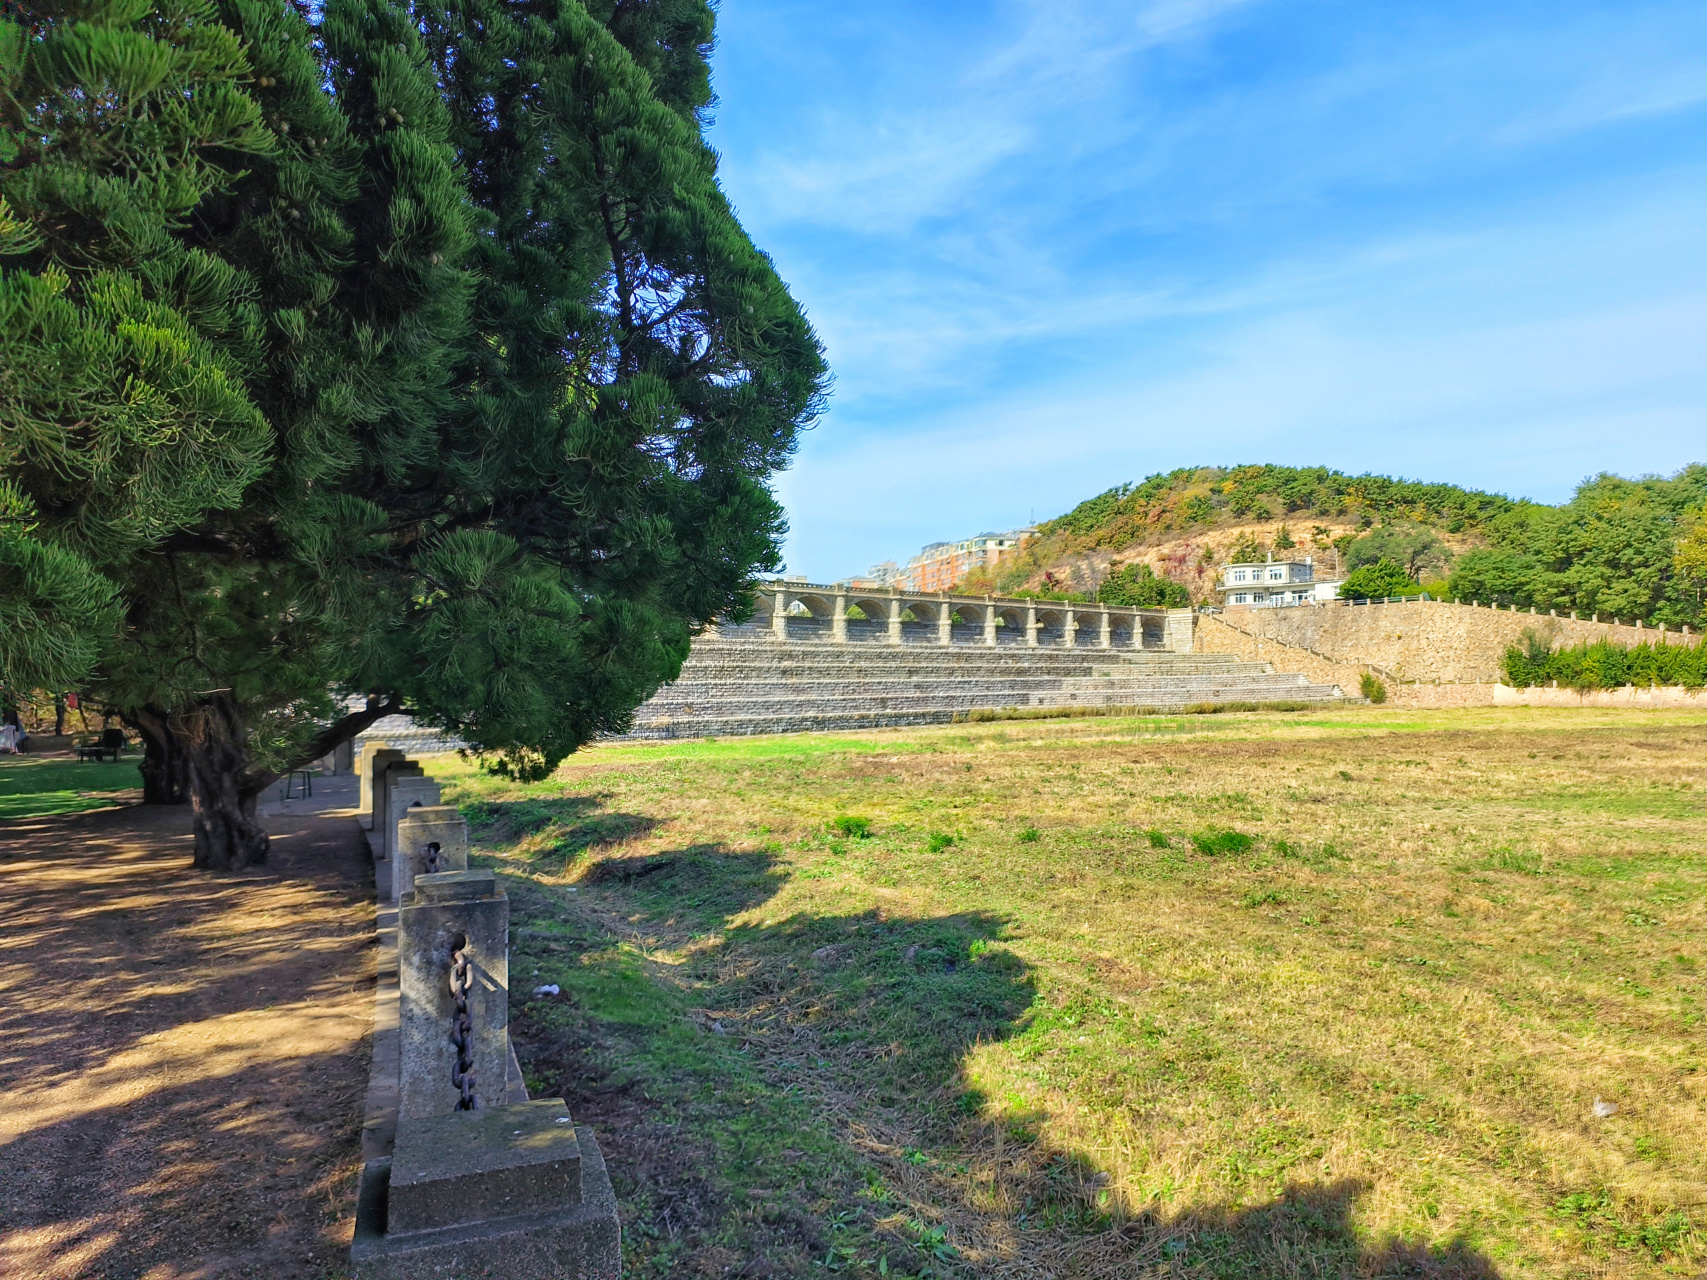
1493,683 -> 1707,708
1214,599 -> 1700,684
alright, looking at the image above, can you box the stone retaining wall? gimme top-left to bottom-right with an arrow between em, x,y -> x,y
1213,599 -> 1700,684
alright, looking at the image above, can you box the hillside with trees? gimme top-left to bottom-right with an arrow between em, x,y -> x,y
961,464 -> 1707,628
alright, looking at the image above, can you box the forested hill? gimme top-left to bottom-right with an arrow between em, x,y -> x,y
979,464 -> 1707,629
1040,466 -> 1521,546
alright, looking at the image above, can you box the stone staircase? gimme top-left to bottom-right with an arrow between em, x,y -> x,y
623,626 -> 1348,738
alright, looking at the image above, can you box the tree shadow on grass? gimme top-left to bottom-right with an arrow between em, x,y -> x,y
463,793 -> 661,866
499,839 -> 1505,1280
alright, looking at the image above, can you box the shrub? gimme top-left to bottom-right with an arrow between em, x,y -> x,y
1098,562 -> 1191,608
1190,829 -> 1253,856
1502,632 -> 1707,690
1339,559 -> 1422,600
832,816 -> 873,839
1360,672 -> 1388,703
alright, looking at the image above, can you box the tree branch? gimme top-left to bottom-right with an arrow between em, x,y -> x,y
244,693 -> 408,791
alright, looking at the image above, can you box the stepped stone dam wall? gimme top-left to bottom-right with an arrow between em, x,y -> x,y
625,623 -> 1347,738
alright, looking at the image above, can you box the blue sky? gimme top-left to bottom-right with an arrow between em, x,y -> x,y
703,0 -> 1707,582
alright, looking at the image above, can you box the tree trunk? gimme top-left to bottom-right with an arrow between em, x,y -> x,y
124,707 -> 190,804
54,695 -> 67,736
180,696 -> 270,871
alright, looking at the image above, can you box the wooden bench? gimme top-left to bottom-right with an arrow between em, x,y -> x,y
74,730 -> 126,762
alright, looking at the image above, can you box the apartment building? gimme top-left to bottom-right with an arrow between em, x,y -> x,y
841,529 -> 1035,593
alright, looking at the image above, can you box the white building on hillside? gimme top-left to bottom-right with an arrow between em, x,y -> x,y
1216,555 -> 1342,609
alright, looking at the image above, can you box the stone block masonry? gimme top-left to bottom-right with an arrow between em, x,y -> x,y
1208,598 -> 1700,685
624,628 -> 1346,739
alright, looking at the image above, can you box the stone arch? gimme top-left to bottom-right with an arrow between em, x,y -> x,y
847,595 -> 893,623
994,605 -> 1027,631
793,592 -> 836,619
1034,607 -> 1067,629
906,598 -> 951,624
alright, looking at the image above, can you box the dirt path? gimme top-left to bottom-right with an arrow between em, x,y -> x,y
0,798 -> 375,1280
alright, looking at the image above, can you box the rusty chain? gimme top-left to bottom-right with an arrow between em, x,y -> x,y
449,943 -> 478,1110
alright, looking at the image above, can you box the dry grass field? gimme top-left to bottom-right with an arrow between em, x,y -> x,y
434,706 -> 1706,1280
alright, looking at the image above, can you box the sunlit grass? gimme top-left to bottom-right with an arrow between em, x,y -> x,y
0,756 -> 142,820
439,706 -> 1706,1278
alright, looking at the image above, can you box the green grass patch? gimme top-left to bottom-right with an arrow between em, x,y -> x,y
0,756 -> 142,819
436,706 -> 1707,1278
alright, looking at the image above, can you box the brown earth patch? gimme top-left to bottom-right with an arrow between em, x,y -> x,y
0,801 -> 375,1280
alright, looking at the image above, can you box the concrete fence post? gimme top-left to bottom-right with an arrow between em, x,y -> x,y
361,863 -> 621,1279
395,807 -> 471,903
371,754 -> 414,835
378,762 -> 425,859
386,776 -> 442,866
360,745 -> 400,825
397,870 -> 509,1120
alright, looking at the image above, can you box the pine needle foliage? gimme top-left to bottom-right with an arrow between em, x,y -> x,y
2,0 -> 826,866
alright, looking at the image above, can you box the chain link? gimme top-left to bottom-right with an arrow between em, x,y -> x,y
449,944 -> 478,1110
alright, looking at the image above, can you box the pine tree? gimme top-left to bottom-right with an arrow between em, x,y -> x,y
392,0 -> 826,777
93,0 -> 476,864
9,0 -> 825,869
0,0 -> 275,692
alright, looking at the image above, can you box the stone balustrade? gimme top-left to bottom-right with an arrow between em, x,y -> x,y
749,581 -> 1196,651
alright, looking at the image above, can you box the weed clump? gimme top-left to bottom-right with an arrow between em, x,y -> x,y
1145,828 -> 1171,849
1191,829 -> 1254,856
832,815 -> 873,839
1018,826 -> 1041,843
927,832 -> 956,852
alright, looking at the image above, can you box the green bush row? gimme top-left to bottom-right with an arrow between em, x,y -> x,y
1502,633 -> 1707,690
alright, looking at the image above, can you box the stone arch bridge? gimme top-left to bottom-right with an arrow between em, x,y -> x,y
744,581 -> 1196,651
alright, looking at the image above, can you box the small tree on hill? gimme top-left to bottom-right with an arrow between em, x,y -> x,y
1098,563 -> 1190,609
1339,560 -> 1421,600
